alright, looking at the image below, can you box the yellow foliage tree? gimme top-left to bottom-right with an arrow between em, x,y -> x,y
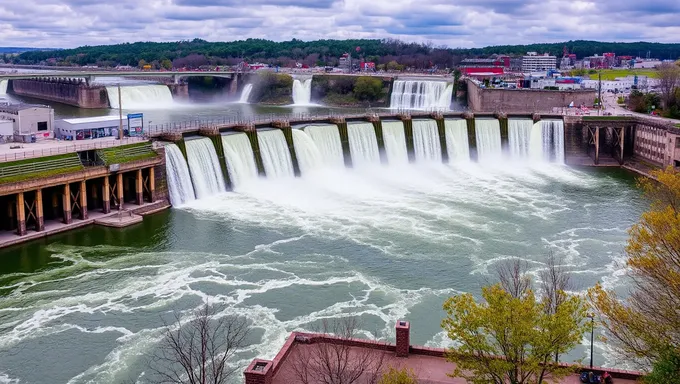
589,167 -> 680,366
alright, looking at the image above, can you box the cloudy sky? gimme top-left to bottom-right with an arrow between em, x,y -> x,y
2,0 -> 679,48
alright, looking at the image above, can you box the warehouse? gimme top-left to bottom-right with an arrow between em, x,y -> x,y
0,103 -> 54,142
55,115 -> 129,140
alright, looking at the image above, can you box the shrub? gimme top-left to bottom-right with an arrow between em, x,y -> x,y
379,367 -> 418,384
353,76 -> 385,101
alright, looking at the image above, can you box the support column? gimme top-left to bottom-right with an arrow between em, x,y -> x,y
16,192 -> 27,236
594,126 -> 600,165
136,169 -> 143,205
36,189 -> 44,231
102,176 -> 111,213
619,127 -> 625,165
79,180 -> 88,220
435,118 -> 449,163
466,117 -> 478,162
117,173 -> 124,210
51,191 -> 59,218
401,118 -> 415,163
63,183 -> 72,224
149,167 -> 156,202
6,200 -> 15,231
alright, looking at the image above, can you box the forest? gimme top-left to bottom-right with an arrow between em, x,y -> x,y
7,39 -> 680,70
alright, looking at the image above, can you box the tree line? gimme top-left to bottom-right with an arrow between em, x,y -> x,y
7,39 -> 680,70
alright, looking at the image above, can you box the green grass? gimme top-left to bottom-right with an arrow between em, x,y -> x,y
98,142 -> 157,165
588,69 -> 658,80
0,153 -> 77,169
0,166 -> 84,184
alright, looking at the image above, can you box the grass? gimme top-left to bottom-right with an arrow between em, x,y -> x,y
0,166 -> 84,184
98,142 -> 157,165
0,153 -> 77,169
588,69 -> 658,80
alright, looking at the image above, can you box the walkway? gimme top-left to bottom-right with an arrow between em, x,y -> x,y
0,137 -> 146,162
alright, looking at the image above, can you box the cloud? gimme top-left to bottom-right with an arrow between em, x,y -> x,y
1,0 -> 679,49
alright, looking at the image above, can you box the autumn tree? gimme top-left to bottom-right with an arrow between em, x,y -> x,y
379,367 -> 418,384
643,346 -> 680,384
589,167 -> 680,367
149,304 -> 250,384
657,62 -> 680,110
289,317 -> 387,384
442,258 -> 588,384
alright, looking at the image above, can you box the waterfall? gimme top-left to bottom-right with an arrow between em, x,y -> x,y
292,78 -> 312,105
106,84 -> 174,109
541,120 -> 565,164
412,120 -> 441,162
348,123 -> 380,166
185,138 -> 226,199
222,133 -> 259,188
0,80 -> 7,95
530,122 -> 544,161
390,80 -> 453,110
238,84 -> 253,103
382,121 -> 409,165
508,119 -> 534,159
292,129 -> 323,174
475,119 -> 502,161
165,144 -> 195,206
444,120 -> 470,162
258,130 -> 295,178
304,124 -> 345,168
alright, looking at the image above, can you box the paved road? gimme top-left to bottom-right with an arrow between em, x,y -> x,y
602,92 -> 680,125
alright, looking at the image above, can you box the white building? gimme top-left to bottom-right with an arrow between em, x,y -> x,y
522,54 -> 557,72
0,103 -> 54,143
55,115 -> 129,141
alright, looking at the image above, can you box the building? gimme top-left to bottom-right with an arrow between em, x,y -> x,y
521,54 -> 557,72
460,58 -> 506,77
0,119 -> 12,143
0,103 -> 54,143
55,115 -> 129,141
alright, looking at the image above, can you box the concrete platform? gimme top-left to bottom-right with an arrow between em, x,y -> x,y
0,136 -> 146,163
94,211 -> 143,228
0,200 -> 169,248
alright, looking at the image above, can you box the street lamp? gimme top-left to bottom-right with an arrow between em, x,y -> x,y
587,313 -> 595,369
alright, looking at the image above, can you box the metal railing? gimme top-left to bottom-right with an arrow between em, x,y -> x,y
0,137 -> 146,163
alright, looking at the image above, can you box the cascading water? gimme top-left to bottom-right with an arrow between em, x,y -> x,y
165,144 -> 196,206
475,119 -> 502,161
292,78 -> 312,105
292,129 -> 323,175
222,133 -> 259,188
258,130 -> 295,178
185,138 -> 226,199
541,120 -> 565,164
0,80 -> 7,95
508,119 -> 534,159
444,119 -> 470,162
412,120 -> 441,162
238,84 -> 253,103
381,121 -> 409,164
347,123 -> 381,166
106,85 -> 174,109
304,124 -> 345,168
390,80 -> 453,110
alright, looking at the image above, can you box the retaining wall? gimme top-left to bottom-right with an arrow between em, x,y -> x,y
10,79 -> 110,109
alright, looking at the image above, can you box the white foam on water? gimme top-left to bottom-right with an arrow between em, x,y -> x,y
444,119 -> 470,162
165,144 -> 195,206
304,124 -> 345,168
292,78 -> 312,105
412,119 -> 441,162
292,129 -> 323,175
106,84 -> 174,110
257,130 -> 295,178
185,138 -> 226,198
238,84 -> 253,104
222,133 -> 259,188
347,122 -> 380,167
381,121 -> 408,165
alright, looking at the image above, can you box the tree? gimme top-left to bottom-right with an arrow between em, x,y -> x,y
289,317 -> 387,384
643,346 -> 680,384
657,62 -> 680,109
161,59 -> 173,70
149,304 -> 250,384
353,77 -> 384,101
589,167 -> 680,367
442,258 -> 588,384
379,367 -> 418,384
138,59 -> 147,69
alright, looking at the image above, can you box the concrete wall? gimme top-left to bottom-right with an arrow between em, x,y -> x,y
10,79 -> 109,109
634,124 -> 666,165
467,79 -> 596,113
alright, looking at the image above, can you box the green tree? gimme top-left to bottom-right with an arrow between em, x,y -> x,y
137,59 -> 147,68
386,60 -> 402,71
442,259 -> 588,384
353,76 -> 384,101
589,168 -> 680,367
161,59 -> 172,70
379,367 -> 418,384
643,347 -> 680,384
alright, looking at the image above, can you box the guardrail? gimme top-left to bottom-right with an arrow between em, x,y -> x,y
0,137 -> 145,163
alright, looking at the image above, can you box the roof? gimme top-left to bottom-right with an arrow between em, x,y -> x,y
60,115 -> 124,125
0,103 -> 51,113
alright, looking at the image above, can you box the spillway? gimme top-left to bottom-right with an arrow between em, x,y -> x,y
258,130 -> 295,178
508,119 -> 535,159
475,119 -> 502,161
0,80 -> 7,95
185,138 -> 226,199
304,124 -> 345,168
238,84 -> 253,103
542,120 -> 565,164
348,123 -> 381,166
382,121 -> 409,164
222,133 -> 259,188
292,129 -> 323,175
390,80 -> 453,110
444,119 -> 470,162
292,78 -> 312,105
106,84 -> 174,109
412,120 -> 441,162
165,144 -> 196,206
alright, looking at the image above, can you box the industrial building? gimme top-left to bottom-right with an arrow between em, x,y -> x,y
55,115 -> 129,141
521,54 -> 557,72
0,103 -> 54,143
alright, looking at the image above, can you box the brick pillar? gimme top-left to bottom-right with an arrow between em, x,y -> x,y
16,192 -> 27,236
244,360 -> 273,384
79,180 -> 88,220
149,167 -> 156,202
102,176 -> 111,213
396,320 -> 410,357
35,189 -> 44,231
63,183 -> 72,224
136,169 -> 143,205
117,173 -> 124,210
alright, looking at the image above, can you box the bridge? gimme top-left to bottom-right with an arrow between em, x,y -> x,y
0,70 -> 236,85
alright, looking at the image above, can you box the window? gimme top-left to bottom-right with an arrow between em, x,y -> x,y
676,137 -> 680,149
37,121 -> 48,131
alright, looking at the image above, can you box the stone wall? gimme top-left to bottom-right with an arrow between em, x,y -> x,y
467,79 -> 596,113
10,79 -> 109,109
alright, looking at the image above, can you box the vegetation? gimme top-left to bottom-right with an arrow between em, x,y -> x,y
0,153 -> 84,184
643,347 -> 680,384
627,91 -> 662,114
312,75 -> 389,107
589,167 -> 680,368
442,257 -> 588,384
379,367 -> 418,384
353,76 -> 386,101
586,69 -> 659,80
657,63 -> 680,118
249,73 -> 293,104
97,142 -> 157,165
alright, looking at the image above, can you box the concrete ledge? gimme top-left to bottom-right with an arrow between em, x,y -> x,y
95,212 -> 143,228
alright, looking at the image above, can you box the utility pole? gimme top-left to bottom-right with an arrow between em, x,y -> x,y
118,83 -> 123,141
598,70 -> 602,116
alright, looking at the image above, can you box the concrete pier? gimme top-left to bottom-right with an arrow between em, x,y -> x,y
10,78 -> 110,109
